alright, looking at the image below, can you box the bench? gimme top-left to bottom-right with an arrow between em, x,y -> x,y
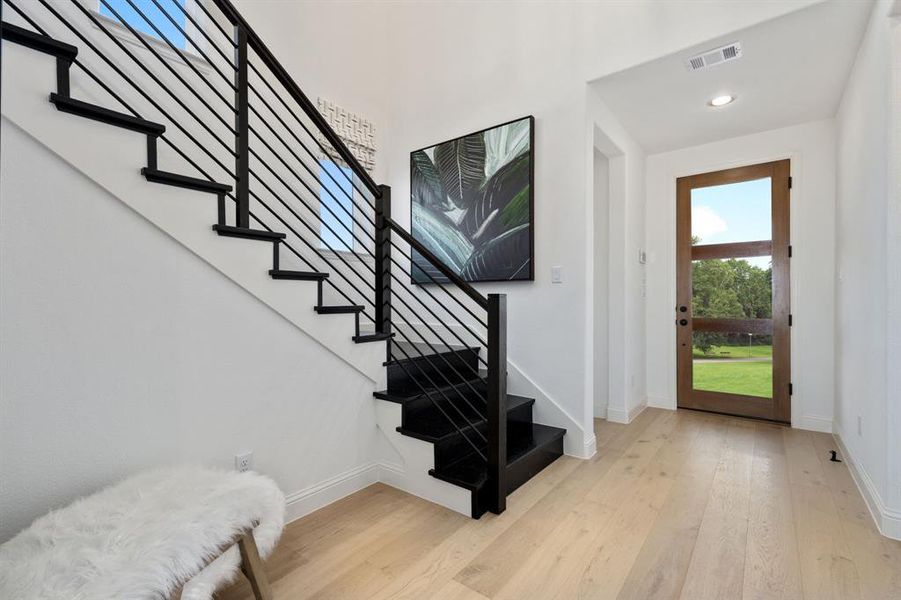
0,466 -> 285,599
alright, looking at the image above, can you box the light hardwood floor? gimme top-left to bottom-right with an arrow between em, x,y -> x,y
217,409 -> 901,600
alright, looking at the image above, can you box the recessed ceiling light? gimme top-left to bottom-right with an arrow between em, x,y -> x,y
709,94 -> 735,107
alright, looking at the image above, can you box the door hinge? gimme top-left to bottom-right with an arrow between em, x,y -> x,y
789,383 -> 794,395
788,245 -> 793,257
789,314 -> 793,326
788,176 -> 793,189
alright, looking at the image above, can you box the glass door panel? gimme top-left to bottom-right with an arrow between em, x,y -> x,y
692,329 -> 773,398
691,257 -> 773,320
690,178 -> 771,245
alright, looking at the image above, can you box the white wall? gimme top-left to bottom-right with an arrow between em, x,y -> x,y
370,0 -> 812,442
592,149 -> 609,419
0,0 -> 840,536
587,92 -> 648,426
0,120 -> 396,542
834,0 -> 900,538
231,0 -> 391,186
644,119 -> 837,433
889,0 -> 901,530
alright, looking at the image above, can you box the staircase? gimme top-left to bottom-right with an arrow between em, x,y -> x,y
0,0 -> 565,519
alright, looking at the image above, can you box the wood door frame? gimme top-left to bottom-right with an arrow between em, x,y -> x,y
676,159 -> 791,423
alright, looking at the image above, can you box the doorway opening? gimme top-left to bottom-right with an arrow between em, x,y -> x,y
676,160 -> 791,422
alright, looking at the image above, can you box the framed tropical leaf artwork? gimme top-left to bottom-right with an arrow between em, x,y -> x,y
410,116 -> 535,284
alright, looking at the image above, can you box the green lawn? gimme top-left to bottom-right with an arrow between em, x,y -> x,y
693,360 -> 773,398
692,344 -> 772,360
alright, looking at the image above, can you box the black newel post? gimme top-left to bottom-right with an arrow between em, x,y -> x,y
487,293 -> 507,514
374,185 -> 392,336
234,25 -> 250,228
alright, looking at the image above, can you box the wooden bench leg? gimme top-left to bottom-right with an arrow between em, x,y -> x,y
237,531 -> 273,600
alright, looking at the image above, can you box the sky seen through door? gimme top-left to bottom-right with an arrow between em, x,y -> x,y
691,178 -> 771,268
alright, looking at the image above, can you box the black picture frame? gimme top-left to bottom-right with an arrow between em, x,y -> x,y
409,115 -> 535,285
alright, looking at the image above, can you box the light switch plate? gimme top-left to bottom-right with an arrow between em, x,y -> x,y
551,266 -> 563,283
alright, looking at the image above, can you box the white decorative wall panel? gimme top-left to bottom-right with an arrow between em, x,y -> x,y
317,99 -> 376,172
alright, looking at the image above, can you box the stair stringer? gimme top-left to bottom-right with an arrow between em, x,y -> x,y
1,39 -> 383,382
374,400 -> 472,517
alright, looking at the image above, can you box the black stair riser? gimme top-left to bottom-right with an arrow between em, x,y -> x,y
403,380 -> 488,413
471,433 -> 564,518
397,396 -> 535,443
401,393 -> 533,440
506,433 -> 564,491
428,422 -> 566,516
433,402 -> 533,470
386,347 -> 480,395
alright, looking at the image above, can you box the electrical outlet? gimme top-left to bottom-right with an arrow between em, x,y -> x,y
235,452 -> 254,473
551,266 -> 563,284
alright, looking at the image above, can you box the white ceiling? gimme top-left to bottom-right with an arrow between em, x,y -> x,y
590,0 -> 874,155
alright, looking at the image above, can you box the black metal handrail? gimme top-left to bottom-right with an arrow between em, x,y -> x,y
29,0 -> 380,325
384,217 -> 489,310
5,0 -> 509,516
210,0 -> 382,199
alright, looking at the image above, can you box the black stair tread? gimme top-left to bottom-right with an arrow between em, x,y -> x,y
397,394 -> 535,442
269,269 -> 328,281
392,340 -> 479,356
314,305 -> 365,314
373,375 -> 486,404
353,332 -> 394,343
2,22 -> 78,60
429,423 -> 566,491
212,224 -> 286,241
49,94 -> 165,135
384,341 -> 481,367
141,168 -> 232,193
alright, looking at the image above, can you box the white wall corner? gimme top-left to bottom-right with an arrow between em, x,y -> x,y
283,459 -> 417,525
506,359 -> 590,458
833,428 -> 901,541
647,395 -> 675,410
795,414 -> 834,433
607,400 -> 647,424
581,434 -> 598,460
283,461 -> 382,524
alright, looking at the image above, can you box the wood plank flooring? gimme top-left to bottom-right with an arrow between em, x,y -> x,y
217,409 -> 901,600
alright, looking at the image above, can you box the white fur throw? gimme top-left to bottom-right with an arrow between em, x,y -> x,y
0,466 -> 285,600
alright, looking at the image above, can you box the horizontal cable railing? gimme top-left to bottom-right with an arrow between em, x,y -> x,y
4,0 -> 509,515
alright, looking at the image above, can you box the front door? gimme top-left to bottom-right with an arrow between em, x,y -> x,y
676,160 -> 791,422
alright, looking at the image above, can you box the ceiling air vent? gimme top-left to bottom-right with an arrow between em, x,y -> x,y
685,42 -> 742,72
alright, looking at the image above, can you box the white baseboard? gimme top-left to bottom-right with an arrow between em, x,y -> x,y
607,402 -> 647,424
582,434 -> 598,459
647,395 -> 674,410
795,414 -> 833,433
833,429 -> 901,541
283,462 -> 383,524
